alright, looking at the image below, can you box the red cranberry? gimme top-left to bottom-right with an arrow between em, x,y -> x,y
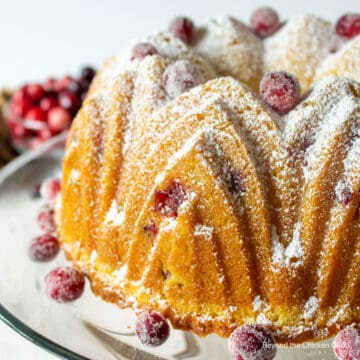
37,204 -> 56,233
45,266 -> 85,303
169,16 -> 195,44
135,312 -> 170,347
250,7 -> 280,38
154,179 -> 187,218
55,76 -> 74,92
12,87 -> 28,102
228,324 -> 276,360
260,71 -> 301,114
9,122 -> 32,140
48,107 -> 72,132
163,60 -> 204,98
143,220 -> 159,235
336,13 -> 360,39
37,127 -> 56,141
40,96 -> 58,113
58,91 -> 81,114
43,78 -> 57,92
131,43 -> 158,61
26,83 -> 45,102
332,326 -> 360,360
29,137 -> 46,149
40,177 -> 61,202
26,107 -> 46,122
228,170 -> 246,194
11,98 -> 32,118
28,234 -> 60,262
81,66 -> 96,81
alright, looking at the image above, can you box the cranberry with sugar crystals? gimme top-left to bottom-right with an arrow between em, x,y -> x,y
131,42 -> 158,61
332,326 -> 360,360
135,312 -> 170,347
260,71 -> 301,114
336,13 -> 360,39
154,179 -> 187,218
48,107 -> 72,132
169,16 -> 195,44
26,107 -> 46,122
228,324 -> 276,360
163,60 -> 204,98
28,234 -> 60,262
26,83 -> 45,102
37,204 -> 56,233
40,177 -> 61,202
45,266 -> 85,303
250,7 -> 280,38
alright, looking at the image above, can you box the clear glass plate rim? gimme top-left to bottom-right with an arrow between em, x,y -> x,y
0,134 -> 88,360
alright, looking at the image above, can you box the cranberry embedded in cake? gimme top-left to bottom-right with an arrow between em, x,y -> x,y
45,266 -> 85,303
135,312 -> 170,346
169,16 -> 195,44
336,13 -> 360,39
163,60 -> 204,98
28,234 -> 60,262
131,42 -> 158,61
332,326 -> 360,360
228,324 -> 276,360
154,179 -> 187,218
260,71 -> 301,114
250,7 -> 280,38
143,220 -> 159,235
228,170 -> 246,194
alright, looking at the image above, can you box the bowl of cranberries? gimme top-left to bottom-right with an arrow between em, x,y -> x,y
5,66 -> 96,151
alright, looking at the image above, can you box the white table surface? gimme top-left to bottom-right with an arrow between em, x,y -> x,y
1,0 -> 360,358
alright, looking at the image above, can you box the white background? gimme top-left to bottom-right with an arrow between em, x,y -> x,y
1,0 -> 360,358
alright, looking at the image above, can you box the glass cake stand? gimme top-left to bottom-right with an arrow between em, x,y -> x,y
0,135 -> 335,359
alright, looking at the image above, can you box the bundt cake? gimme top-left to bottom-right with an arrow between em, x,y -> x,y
58,9 -> 360,345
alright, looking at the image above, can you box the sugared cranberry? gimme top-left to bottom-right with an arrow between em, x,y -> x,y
40,96 -> 58,113
143,220 -> 159,235
135,312 -> 170,347
336,13 -> 360,39
58,92 -> 81,114
332,326 -> 360,360
228,170 -> 246,194
26,83 -> 45,102
228,324 -> 276,360
40,177 -> 61,202
30,183 -> 41,198
131,42 -> 158,61
154,179 -> 187,218
260,71 -> 301,114
25,107 -> 46,122
11,98 -> 32,117
169,16 -> 195,44
45,266 -> 85,303
37,204 -> 56,233
28,234 -> 60,262
48,107 -> 72,132
81,66 -> 96,82
250,7 -> 280,38
163,60 -> 204,98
